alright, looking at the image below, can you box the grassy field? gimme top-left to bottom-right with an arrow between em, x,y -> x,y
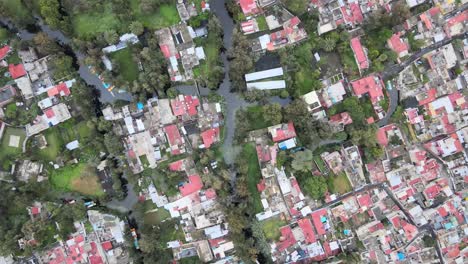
243,143 -> 263,214
50,163 -> 104,196
130,0 -> 180,29
36,120 -> 92,161
328,172 -> 352,194
0,28 -> 9,43
256,16 -> 268,31
0,127 -> 25,168
262,217 -> 287,241
144,209 -> 171,226
72,3 -> 122,38
313,155 -> 327,173
245,106 -> 272,131
193,32 -> 221,87
111,49 -> 139,82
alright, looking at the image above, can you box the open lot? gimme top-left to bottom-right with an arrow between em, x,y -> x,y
262,217 -> 287,241
72,3 -> 122,39
328,172 -> 352,194
0,126 -> 25,169
130,0 -> 180,30
144,209 -> 171,226
36,119 -> 92,161
50,163 -> 104,196
243,143 -> 263,214
110,48 -> 139,82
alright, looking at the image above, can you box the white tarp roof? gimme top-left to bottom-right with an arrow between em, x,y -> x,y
247,80 -> 286,90
245,67 -> 283,82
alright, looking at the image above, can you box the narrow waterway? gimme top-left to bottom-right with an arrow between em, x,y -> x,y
0,17 -> 133,103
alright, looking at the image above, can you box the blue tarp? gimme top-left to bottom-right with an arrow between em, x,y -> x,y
137,102 -> 144,110
397,252 -> 405,260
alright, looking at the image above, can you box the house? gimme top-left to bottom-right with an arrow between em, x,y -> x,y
26,103 -> 72,136
387,33 -> 409,58
268,122 -> 296,142
0,45 -> 11,60
444,10 -> 467,37
350,37 -> 369,74
350,75 -> 385,104
164,124 -> 185,155
329,112 -> 353,132
8,64 -> 27,79
239,0 -> 260,16
200,127 -> 220,149
0,85 -> 16,107
179,174 -> 203,197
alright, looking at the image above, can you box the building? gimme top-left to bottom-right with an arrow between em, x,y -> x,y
0,85 -> 16,107
26,103 -> 72,136
350,37 -> 369,74
387,32 -> 409,58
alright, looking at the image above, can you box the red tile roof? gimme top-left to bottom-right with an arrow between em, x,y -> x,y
446,10 -> 468,30
164,125 -> 183,154
101,241 -> 113,251
297,218 -> 316,244
201,127 -> 220,149
351,75 -> 384,103
257,179 -> 266,192
0,45 -> 10,60
160,45 -> 171,58
179,174 -> 203,196
376,124 -> 397,146
341,3 -> 364,26
437,207 -> 448,217
357,194 -> 372,209
271,122 -> 296,142
169,159 -> 184,171
47,83 -> 71,97
31,207 -> 40,215
239,0 -> 259,15
329,112 -> 353,125
205,188 -> 217,199
420,13 -> 433,30
277,226 -> 296,251
170,96 -> 200,116
418,88 -> 437,106
256,145 -> 271,163
310,208 -> 328,236
350,37 -> 369,70
424,184 -> 440,200
387,33 -> 409,55
8,64 -> 26,79
44,108 -> 55,118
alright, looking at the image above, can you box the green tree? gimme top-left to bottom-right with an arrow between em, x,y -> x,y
39,0 -> 62,29
262,103 -> 283,124
104,132 -> 123,157
291,150 -> 314,172
129,21 -> 144,36
50,55 -> 75,81
103,30 -> 119,45
303,175 -> 327,200
321,37 -> 336,52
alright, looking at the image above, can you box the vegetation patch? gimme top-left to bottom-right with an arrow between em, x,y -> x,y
72,3 -> 121,38
262,217 -> 287,241
144,209 -> 171,226
130,0 -> 180,30
0,127 -> 25,169
49,163 -> 104,196
111,48 -> 139,82
243,143 -> 263,214
0,0 -> 31,24
37,128 -> 64,161
327,172 -> 352,194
